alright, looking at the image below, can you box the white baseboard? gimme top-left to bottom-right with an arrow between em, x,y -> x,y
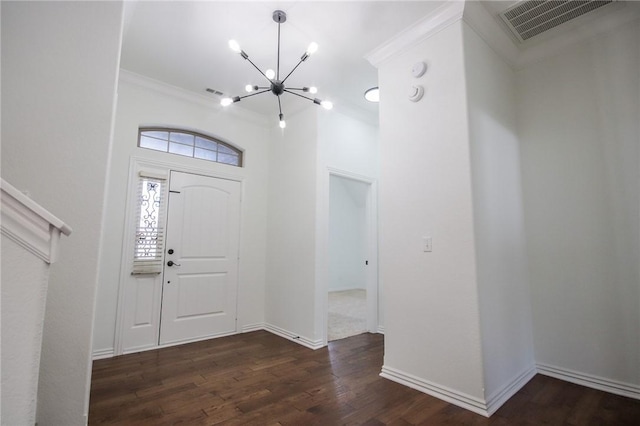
328,287 -> 366,293
380,365 -> 490,417
241,323 -> 265,333
485,365 -> 537,416
537,363 -> 640,400
377,325 -> 385,334
105,324 -> 323,359
120,330 -> 238,356
263,323 -> 324,350
92,348 -> 115,360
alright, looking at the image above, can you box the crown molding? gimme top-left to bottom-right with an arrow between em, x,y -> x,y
365,1 -> 465,68
515,2 -> 640,68
118,69 -> 270,127
462,1 -> 639,71
366,1 -> 639,72
462,0 -> 520,68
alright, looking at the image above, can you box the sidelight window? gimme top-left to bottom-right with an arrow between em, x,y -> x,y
132,172 -> 167,274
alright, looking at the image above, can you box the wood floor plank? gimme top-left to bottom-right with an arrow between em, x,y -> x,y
89,331 -> 640,425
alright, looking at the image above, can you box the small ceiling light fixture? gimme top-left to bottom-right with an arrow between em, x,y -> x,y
364,87 -> 380,103
221,10 -> 333,127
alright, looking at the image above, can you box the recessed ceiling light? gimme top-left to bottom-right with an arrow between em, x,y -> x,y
364,87 -> 379,103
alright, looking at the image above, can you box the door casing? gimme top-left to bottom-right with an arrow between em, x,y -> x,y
316,167 -> 379,346
114,157 -> 243,355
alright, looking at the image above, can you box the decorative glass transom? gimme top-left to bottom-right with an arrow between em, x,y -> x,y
138,128 -> 243,167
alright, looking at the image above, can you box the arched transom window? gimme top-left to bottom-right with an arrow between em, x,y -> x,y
138,128 -> 243,167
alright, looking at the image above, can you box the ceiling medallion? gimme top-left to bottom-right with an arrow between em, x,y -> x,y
221,10 -> 333,129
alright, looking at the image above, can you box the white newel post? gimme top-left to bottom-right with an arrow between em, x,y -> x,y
1,179 -> 72,426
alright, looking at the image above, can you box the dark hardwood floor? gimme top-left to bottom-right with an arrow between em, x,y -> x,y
89,331 -> 640,425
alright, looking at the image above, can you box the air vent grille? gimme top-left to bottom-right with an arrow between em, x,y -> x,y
500,0 -> 615,42
206,88 -> 224,96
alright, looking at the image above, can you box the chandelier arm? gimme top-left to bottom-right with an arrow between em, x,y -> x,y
281,59 -> 305,84
244,57 -> 273,84
277,95 -> 283,115
286,87 -> 307,91
237,89 -> 271,100
283,89 -> 315,102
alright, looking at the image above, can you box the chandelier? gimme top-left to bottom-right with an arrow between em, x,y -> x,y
220,10 -> 333,129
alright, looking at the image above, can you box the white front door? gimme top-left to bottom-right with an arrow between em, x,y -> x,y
159,171 -> 241,345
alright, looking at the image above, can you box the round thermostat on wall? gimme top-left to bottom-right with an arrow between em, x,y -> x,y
408,85 -> 424,102
412,62 -> 427,78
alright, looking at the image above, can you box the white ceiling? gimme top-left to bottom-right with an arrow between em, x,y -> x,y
120,1 -> 445,121
121,0 -> 639,123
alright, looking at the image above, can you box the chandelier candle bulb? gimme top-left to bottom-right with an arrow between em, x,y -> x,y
306,42 -> 318,55
221,96 -> 241,107
301,43 -> 318,62
222,10 -> 332,129
228,40 -> 241,53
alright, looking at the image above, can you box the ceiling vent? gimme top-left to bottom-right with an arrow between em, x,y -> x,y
500,0 -> 616,42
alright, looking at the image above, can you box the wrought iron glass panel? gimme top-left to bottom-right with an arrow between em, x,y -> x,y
132,176 -> 166,274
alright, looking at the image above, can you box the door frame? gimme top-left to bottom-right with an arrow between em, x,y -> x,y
317,167 -> 379,346
113,157 -> 244,355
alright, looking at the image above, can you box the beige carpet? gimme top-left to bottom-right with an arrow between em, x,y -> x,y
328,289 -> 367,341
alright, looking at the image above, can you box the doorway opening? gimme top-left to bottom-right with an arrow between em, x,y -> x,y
327,175 -> 372,341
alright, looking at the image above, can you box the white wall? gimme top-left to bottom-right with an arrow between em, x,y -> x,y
1,238 -> 49,425
316,110 -> 380,338
517,19 -> 640,388
462,22 -> 535,403
0,1 -> 123,423
93,73 -> 269,355
329,176 -> 368,292
377,21 -> 486,402
317,110 -> 379,178
265,107 -> 319,343
265,106 -> 379,344
99,61 -> 379,357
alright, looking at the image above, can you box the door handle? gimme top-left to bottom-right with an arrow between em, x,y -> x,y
167,260 -> 181,267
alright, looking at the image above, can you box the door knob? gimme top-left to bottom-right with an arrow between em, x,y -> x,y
167,260 -> 181,267
168,249 -> 174,254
